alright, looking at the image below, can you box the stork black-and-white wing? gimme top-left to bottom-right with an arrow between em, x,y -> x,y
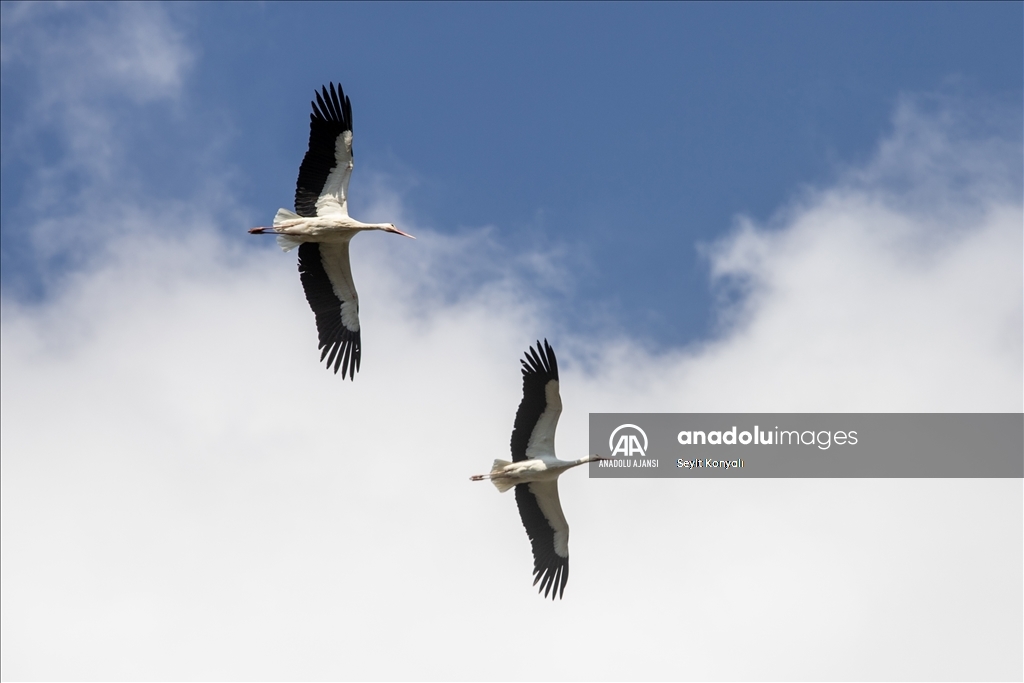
295,82 -> 353,219
510,340 -> 568,599
297,241 -> 360,379
515,481 -> 569,599
510,339 -> 561,462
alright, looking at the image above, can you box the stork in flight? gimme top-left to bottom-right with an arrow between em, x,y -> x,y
471,340 -> 606,599
249,82 -> 413,379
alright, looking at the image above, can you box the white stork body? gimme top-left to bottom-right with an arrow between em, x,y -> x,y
249,82 -> 412,379
471,340 -> 605,599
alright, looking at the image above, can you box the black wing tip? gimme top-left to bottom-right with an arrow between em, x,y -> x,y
310,81 -> 352,132
320,338 -> 361,380
532,561 -> 569,600
536,569 -> 569,602
521,338 -> 558,381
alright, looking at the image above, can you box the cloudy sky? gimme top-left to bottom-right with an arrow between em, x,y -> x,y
1,2 -> 1021,680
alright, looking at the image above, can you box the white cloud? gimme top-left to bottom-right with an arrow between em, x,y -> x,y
1,2 -> 191,106
560,97 -> 1022,415
1,10 -> 1021,681
1,1 -> 194,262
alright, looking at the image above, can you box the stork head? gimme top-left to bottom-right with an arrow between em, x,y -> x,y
384,224 -> 416,239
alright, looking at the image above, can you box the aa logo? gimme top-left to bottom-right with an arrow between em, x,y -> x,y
609,424 -> 648,457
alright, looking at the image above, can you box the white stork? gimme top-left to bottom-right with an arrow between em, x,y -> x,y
471,340 -> 606,599
249,82 -> 413,379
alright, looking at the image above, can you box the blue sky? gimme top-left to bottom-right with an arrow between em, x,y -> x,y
4,2 -> 1020,345
2,3 -> 1022,679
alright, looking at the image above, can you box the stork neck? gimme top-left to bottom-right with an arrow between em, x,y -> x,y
347,220 -> 392,230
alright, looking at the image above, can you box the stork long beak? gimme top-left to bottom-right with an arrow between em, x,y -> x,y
387,226 -> 416,239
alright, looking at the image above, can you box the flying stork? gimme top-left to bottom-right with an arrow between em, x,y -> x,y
249,82 -> 413,379
471,340 -> 606,599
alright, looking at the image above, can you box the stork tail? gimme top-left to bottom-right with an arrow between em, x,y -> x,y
276,234 -> 303,252
489,459 -> 515,493
272,208 -> 304,251
274,208 -> 301,224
